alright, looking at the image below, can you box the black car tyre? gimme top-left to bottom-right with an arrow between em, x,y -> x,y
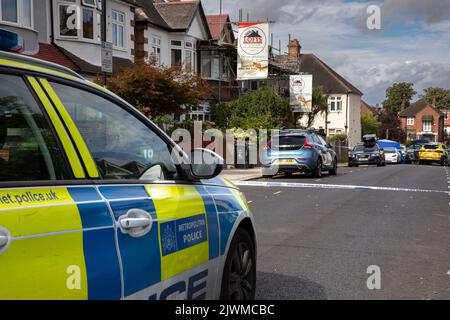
220,228 -> 256,300
311,159 -> 322,178
348,163 -> 353,168
329,158 -> 338,175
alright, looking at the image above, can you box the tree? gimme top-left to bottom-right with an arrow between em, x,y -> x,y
305,86 -> 329,128
225,88 -> 293,130
420,87 -> 450,110
383,82 -> 416,114
377,112 -> 406,142
107,63 -> 209,116
361,111 -> 380,135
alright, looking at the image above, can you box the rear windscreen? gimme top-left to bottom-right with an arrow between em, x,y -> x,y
354,145 -> 377,152
271,136 -> 306,150
424,145 -> 438,150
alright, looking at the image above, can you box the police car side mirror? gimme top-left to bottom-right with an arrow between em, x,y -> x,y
189,148 -> 224,180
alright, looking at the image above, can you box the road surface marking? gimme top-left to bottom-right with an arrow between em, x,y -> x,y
273,191 -> 282,195
233,180 -> 449,194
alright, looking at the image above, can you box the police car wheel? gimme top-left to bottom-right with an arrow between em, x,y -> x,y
220,228 -> 256,300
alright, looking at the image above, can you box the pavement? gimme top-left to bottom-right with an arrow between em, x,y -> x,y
234,164 -> 450,299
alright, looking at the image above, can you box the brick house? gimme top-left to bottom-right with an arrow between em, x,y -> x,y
441,109 -> 450,135
399,99 -> 445,142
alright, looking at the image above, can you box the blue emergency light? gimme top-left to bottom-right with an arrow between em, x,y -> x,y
0,29 -> 24,53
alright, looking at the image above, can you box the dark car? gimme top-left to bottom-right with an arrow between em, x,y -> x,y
405,140 -> 428,163
348,144 -> 386,167
261,129 -> 337,178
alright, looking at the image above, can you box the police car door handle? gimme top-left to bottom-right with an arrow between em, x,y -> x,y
118,209 -> 153,238
120,217 -> 151,229
0,227 -> 11,253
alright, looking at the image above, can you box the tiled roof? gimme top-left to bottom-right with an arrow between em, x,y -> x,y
30,43 -> 134,76
272,53 -> 363,96
206,14 -> 228,40
399,99 -> 445,117
30,43 -> 79,71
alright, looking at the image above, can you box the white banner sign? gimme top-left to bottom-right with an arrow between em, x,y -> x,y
290,75 -> 313,113
237,22 -> 269,80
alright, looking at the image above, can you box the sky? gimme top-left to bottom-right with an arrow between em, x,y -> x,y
202,0 -> 450,106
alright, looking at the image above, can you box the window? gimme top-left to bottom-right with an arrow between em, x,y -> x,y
151,35 -> 161,65
81,0 -> 96,7
112,10 -> 125,48
407,117 -> 414,126
201,50 -> 229,80
49,82 -> 178,181
82,8 -> 94,39
59,4 -> 78,37
22,0 -> 31,27
1,0 -> 18,23
185,50 -> 193,72
171,40 -> 183,67
0,75 -> 70,181
423,120 -> 432,132
330,96 -> 342,112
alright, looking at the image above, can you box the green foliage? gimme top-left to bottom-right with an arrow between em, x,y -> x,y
361,111 -> 381,135
209,102 -> 232,129
330,133 -> 348,142
420,87 -> 450,110
383,82 -> 417,114
306,86 -> 329,127
223,88 -> 293,130
107,63 -> 209,116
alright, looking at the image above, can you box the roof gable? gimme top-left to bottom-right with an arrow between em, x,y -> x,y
206,14 -> 234,43
398,99 -> 445,117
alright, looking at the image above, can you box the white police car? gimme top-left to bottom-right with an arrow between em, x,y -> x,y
0,49 -> 256,300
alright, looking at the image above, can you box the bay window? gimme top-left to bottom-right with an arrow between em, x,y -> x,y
0,0 -> 33,28
151,35 -> 161,65
171,40 -> 182,66
82,8 -> 94,39
59,4 -> 78,37
201,50 -> 229,80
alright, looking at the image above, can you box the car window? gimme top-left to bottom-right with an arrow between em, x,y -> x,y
48,81 -> 178,181
317,135 -> 328,146
0,74 -> 70,181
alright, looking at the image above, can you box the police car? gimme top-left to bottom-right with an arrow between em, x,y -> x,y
0,48 -> 256,300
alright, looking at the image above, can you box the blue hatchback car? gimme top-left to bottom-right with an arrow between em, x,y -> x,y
261,130 -> 338,178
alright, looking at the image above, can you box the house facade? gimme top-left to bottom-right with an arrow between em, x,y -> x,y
399,99 -> 445,142
0,0 -> 138,80
134,0 -> 212,120
270,39 -> 363,147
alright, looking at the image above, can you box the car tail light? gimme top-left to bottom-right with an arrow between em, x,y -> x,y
297,158 -> 307,161
303,138 -> 313,149
436,150 -> 443,153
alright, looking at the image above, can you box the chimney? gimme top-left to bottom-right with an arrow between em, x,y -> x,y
288,38 -> 301,61
432,97 -> 436,107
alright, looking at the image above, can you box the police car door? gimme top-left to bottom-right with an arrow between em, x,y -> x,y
0,74 -> 121,299
47,80 -> 220,300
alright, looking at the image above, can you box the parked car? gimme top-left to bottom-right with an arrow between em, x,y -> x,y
418,143 -> 449,166
405,140 -> 428,163
261,129 -> 337,178
348,144 -> 386,167
384,147 -> 401,164
377,140 -> 404,163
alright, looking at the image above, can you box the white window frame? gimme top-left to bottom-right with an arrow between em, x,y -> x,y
407,117 -> 414,126
170,39 -> 183,67
329,96 -> 342,112
81,7 -> 95,40
423,120 -> 432,132
58,2 -> 79,39
150,35 -> 161,65
81,0 -> 96,8
111,9 -> 125,49
0,0 -> 34,29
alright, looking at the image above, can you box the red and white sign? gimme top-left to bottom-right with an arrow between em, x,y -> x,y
237,22 -> 269,80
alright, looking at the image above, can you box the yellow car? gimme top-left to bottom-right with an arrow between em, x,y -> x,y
418,143 -> 449,166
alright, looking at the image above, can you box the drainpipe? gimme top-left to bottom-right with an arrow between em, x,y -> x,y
345,93 -> 349,143
49,0 -> 55,44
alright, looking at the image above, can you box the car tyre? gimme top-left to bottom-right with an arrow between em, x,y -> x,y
311,159 -> 323,178
220,228 -> 256,300
329,158 -> 338,175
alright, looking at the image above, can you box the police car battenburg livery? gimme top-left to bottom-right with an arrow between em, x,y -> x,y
0,50 -> 256,300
